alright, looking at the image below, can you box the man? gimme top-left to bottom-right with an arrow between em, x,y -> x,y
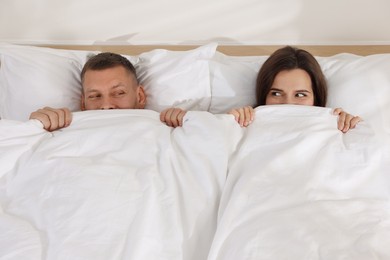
30,52 -> 147,131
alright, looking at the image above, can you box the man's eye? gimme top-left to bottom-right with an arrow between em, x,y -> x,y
114,91 -> 125,96
88,94 -> 100,99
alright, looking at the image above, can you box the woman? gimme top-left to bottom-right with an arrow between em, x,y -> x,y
228,46 -> 361,133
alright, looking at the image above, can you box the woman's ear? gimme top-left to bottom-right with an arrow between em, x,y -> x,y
137,85 -> 147,109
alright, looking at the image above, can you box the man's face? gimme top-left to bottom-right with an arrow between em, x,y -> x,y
81,66 -> 145,110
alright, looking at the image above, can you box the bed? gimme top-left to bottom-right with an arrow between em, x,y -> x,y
0,43 -> 390,260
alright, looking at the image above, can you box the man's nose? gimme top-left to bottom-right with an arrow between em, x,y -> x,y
100,98 -> 115,110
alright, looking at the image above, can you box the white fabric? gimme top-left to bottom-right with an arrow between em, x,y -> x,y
208,52 -> 266,113
0,110 -> 231,260
138,43 -> 217,112
208,105 -> 390,260
0,44 -> 93,121
1,42 -> 390,259
208,51 -> 390,138
1,44 -> 390,136
0,105 -> 390,260
0,43 -> 217,120
0,107 -> 389,259
318,54 -> 390,137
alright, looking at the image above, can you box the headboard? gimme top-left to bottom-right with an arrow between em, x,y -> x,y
39,44 -> 390,56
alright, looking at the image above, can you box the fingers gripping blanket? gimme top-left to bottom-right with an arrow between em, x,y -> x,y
0,110 -> 232,260
208,105 -> 390,260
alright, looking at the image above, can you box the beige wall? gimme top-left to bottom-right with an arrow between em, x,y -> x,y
1,0 -> 389,45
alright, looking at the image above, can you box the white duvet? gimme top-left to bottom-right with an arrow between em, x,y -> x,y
0,106 -> 389,260
0,110 -> 232,260
208,106 -> 390,260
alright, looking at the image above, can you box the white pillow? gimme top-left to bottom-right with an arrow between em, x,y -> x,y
137,43 -> 217,112
0,44 -> 96,121
318,54 -> 390,136
208,51 -> 267,114
0,43 -> 217,121
208,51 -> 390,136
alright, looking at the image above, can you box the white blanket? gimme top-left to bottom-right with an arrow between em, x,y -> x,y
0,110 -> 232,260
1,106 -> 389,260
208,105 -> 390,260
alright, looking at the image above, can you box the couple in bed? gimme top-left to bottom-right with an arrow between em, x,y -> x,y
30,46 -> 361,133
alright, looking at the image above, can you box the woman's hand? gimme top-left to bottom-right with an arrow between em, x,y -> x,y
228,106 -> 255,127
333,108 -> 362,133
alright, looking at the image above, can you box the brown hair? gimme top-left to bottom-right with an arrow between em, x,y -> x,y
256,46 -> 327,107
80,52 -> 138,85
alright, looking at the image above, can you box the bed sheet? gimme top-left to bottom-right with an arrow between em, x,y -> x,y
208,105 -> 390,260
0,110 -> 233,260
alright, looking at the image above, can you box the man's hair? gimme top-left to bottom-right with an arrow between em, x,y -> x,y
256,46 -> 327,107
80,52 -> 138,84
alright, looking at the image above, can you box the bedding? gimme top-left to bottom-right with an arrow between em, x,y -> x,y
137,43 -> 216,112
1,43 -> 390,135
207,105 -> 390,260
0,110 -> 231,260
0,43 -> 217,121
0,44 -> 390,259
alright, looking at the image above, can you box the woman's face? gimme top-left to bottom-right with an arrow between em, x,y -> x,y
265,69 -> 315,106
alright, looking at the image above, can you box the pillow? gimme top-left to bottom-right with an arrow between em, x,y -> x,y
318,54 -> 390,136
137,43 -> 217,112
208,51 -> 390,136
0,44 -> 97,121
208,51 -> 267,114
0,44 -> 217,121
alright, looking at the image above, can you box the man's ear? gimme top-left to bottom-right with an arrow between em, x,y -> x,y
80,93 -> 86,111
137,85 -> 147,109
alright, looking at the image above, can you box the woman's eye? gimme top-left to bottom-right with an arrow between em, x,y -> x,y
296,93 -> 307,98
270,91 -> 281,97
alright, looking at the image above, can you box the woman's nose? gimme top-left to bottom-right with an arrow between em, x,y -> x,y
285,95 -> 300,105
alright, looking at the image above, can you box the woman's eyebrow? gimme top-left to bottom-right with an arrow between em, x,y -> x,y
269,88 -> 284,91
269,88 -> 312,93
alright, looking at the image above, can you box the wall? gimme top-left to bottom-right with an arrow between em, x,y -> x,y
1,0 -> 389,45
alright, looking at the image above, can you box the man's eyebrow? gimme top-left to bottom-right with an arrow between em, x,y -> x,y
85,84 -> 125,93
111,84 -> 125,89
85,89 -> 99,93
